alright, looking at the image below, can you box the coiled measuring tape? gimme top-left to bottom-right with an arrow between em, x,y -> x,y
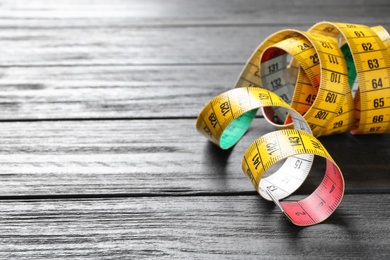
196,22 -> 390,226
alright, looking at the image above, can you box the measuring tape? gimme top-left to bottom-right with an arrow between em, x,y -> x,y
308,22 -> 390,134
196,22 -> 390,226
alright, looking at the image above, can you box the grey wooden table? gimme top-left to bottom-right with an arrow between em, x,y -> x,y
0,0 -> 389,259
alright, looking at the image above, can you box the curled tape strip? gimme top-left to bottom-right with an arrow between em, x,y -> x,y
196,22 -> 390,226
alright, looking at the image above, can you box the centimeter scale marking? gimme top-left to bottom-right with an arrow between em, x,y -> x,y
310,22 -> 390,134
196,21 -> 390,226
196,87 -> 343,226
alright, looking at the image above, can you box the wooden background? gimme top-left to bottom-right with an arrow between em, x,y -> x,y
0,0 -> 389,258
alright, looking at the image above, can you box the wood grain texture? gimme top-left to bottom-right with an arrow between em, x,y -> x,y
1,0 -> 389,258
1,26 -> 285,66
0,0 -> 389,27
0,194 -> 389,259
0,119 -> 388,196
0,65 -> 241,120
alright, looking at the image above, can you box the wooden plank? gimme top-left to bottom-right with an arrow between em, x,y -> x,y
0,194 -> 389,259
1,24 -> 389,67
0,0 -> 388,27
0,65 -> 241,120
0,5 -> 388,67
0,119 -> 388,197
0,25 -> 310,66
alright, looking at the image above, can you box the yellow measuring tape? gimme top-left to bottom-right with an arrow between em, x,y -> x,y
196,21 -> 390,226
